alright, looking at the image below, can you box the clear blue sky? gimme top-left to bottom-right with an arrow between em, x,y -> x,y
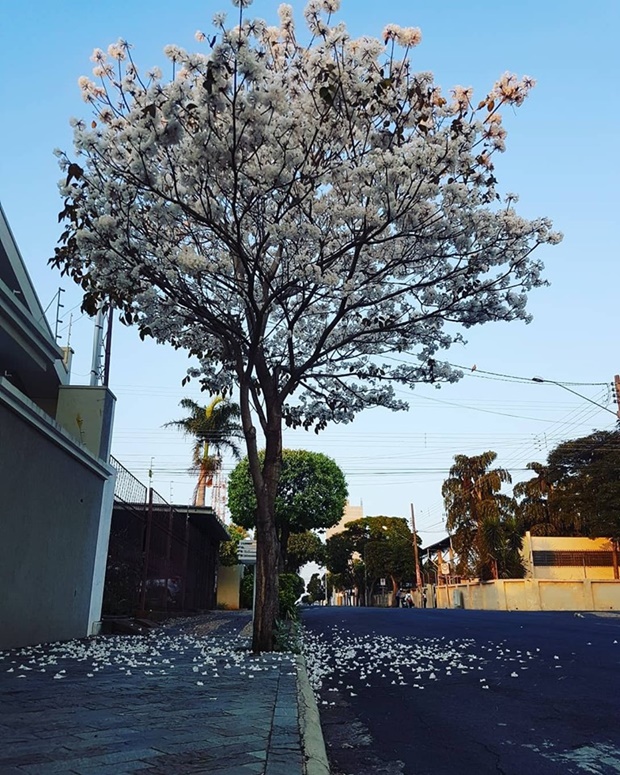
1,0 -> 618,546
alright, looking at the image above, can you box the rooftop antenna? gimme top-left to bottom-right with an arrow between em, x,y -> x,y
89,302 -> 114,386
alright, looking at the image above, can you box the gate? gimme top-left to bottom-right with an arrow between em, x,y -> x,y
103,457 -> 220,617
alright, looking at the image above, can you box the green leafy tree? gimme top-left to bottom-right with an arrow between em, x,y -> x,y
513,462 -> 561,536
219,524 -> 248,567
325,529 -> 367,602
306,573 -> 325,604
285,531 -> 326,574
515,430 -> 620,575
228,449 -> 347,570
545,430 -> 620,541
278,573 -> 306,620
326,516 -> 415,603
165,396 -> 241,506
443,451 -> 519,580
240,567 -> 254,610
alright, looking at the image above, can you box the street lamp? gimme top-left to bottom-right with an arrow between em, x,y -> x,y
531,376 -> 618,418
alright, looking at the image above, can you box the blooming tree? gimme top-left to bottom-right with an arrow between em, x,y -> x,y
53,0 -> 561,651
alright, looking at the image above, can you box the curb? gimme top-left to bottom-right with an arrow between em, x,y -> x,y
295,654 -> 330,775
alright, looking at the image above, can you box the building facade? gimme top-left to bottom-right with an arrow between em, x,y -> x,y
0,203 -> 116,649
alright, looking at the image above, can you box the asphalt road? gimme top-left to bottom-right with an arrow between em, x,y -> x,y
301,607 -> 620,775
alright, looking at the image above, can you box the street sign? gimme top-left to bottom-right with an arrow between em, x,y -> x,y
237,539 -> 257,565
380,578 -> 386,587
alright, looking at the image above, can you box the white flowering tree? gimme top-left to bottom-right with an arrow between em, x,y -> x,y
53,0 -> 561,651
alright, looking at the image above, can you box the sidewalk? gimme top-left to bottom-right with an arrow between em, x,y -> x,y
0,611 -> 329,775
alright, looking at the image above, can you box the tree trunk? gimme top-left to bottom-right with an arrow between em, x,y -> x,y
236,358 -> 283,652
279,522 -> 290,573
194,467 -> 208,507
252,422 -> 282,652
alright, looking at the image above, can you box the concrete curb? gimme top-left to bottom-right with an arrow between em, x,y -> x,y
296,654 -> 330,775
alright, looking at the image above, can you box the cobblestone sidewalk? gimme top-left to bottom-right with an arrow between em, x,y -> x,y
0,612 -> 306,775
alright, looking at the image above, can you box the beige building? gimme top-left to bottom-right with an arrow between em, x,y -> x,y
521,532 -> 618,580
325,501 -> 364,538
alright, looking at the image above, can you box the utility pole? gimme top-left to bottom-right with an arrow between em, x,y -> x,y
89,306 -> 105,386
102,305 -> 114,386
613,375 -> 620,418
410,503 -> 423,590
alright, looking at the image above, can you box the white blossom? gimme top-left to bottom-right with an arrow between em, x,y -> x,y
55,7 -> 559,637
397,27 -> 422,47
107,41 -> 126,61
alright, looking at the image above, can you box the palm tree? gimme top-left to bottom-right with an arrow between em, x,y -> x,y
165,396 -> 242,507
442,451 -> 515,580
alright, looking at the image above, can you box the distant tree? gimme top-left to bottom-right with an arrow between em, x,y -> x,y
165,396 -> 241,506
326,516 -> 415,603
442,451 -> 518,580
219,524 -> 248,567
545,430 -> 620,542
306,573 -> 325,604
278,573 -> 306,621
54,2 -> 560,649
325,532 -> 366,600
516,430 -> 620,546
228,449 -> 347,570
285,531 -> 326,574
513,462 -> 561,536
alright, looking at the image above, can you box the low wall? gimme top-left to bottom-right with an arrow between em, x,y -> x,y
435,578 -> 620,612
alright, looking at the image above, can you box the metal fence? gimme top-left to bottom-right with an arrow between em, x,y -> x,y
103,457 -> 219,617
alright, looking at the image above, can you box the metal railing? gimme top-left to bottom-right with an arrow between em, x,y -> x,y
103,461 -> 218,617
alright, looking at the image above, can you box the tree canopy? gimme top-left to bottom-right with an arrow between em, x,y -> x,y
218,523 -> 249,567
306,572 -> 326,605
442,451 -> 521,580
53,0 -> 560,650
285,530 -> 326,574
326,516 -> 415,601
516,429 -> 620,542
228,448 -> 346,569
444,432 -> 620,582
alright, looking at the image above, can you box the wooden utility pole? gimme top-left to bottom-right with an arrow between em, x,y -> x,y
410,503 -> 423,589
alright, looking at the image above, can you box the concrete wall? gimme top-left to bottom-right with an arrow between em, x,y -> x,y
521,533 -> 616,580
217,565 -> 243,610
0,381 -> 114,649
435,578 -> 620,612
56,386 -> 116,462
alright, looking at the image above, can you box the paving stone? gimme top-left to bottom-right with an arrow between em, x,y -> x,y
0,612 -> 306,775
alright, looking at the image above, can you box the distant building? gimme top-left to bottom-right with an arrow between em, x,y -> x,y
326,500 -> 364,538
521,532 -> 618,580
